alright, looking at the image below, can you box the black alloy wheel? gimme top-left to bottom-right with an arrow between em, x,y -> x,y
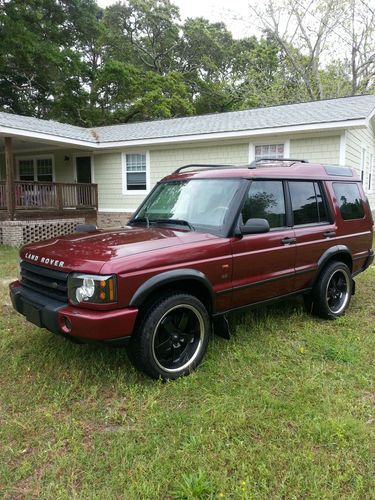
325,269 -> 350,314
312,261 -> 352,319
152,304 -> 205,373
129,293 -> 210,379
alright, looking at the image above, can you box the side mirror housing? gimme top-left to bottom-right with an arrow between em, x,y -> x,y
239,218 -> 270,235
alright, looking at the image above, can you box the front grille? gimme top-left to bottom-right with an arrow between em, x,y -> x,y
20,261 -> 69,302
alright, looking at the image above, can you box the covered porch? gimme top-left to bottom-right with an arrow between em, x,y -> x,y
0,133 -> 98,245
0,135 -> 98,219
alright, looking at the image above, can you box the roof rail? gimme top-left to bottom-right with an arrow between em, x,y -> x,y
173,164 -> 235,174
173,159 -> 309,175
248,158 -> 308,169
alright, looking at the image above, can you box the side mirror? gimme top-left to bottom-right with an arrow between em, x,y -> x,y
239,218 -> 270,235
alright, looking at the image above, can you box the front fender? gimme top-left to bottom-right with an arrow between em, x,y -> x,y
128,268 -> 215,310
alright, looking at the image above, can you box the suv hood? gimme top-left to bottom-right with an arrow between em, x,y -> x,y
20,226 -> 216,273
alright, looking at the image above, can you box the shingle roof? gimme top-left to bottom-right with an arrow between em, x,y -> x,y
1,94 -> 375,145
0,111 -> 94,142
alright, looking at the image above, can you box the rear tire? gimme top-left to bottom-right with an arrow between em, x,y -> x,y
129,292 -> 211,380
311,261 -> 352,319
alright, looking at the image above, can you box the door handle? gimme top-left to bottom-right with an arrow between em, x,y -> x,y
282,237 -> 296,245
323,231 -> 336,238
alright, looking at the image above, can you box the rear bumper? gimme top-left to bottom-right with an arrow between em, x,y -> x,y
9,281 -> 138,343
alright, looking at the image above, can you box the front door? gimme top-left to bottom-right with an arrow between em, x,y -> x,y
76,156 -> 92,206
231,179 -> 296,309
76,156 -> 92,183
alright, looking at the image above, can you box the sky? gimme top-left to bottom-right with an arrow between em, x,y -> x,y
96,0 -> 253,39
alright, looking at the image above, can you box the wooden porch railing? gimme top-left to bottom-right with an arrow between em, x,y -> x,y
0,181 -> 98,211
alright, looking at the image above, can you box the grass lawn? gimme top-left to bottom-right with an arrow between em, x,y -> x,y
0,245 -> 374,499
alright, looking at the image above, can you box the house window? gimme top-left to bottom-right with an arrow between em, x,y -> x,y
360,147 -> 366,183
368,153 -> 374,192
255,143 -> 284,160
18,156 -> 53,182
124,153 -> 148,192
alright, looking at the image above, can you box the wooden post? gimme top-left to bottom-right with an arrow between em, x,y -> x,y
5,137 -> 15,221
56,183 -> 63,212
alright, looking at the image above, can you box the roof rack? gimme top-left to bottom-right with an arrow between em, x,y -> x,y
248,158 -> 308,168
173,164 -> 234,174
173,158 -> 309,175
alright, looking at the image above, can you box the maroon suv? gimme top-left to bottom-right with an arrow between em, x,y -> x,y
10,160 -> 374,379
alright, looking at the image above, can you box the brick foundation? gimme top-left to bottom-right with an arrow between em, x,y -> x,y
0,218 -> 85,246
97,212 -> 133,229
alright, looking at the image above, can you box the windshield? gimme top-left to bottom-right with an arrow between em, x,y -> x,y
132,178 -> 242,234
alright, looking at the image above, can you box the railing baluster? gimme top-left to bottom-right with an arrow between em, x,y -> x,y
1,181 -> 97,213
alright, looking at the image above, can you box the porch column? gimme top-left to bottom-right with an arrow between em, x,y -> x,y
5,137 -> 15,221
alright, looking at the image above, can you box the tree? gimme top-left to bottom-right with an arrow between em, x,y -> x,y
0,0 -> 102,123
248,0 -> 375,99
103,0 -> 180,74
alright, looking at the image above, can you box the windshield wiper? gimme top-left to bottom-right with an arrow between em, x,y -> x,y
151,218 -> 195,231
130,216 -> 150,227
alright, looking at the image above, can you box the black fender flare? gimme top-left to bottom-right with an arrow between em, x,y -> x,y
129,269 -> 215,311
312,245 -> 353,286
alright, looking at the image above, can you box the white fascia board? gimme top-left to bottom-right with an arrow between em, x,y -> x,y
0,126 -> 95,149
365,106 -> 375,124
95,119 -> 367,150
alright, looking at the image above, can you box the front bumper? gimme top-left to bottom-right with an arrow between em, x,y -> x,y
9,281 -> 138,344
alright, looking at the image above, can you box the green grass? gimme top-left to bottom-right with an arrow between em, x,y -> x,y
0,245 -> 374,498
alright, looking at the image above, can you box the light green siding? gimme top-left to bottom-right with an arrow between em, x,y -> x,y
94,142 -> 249,211
290,135 -> 341,163
345,120 -> 375,207
93,153 -> 127,209
149,142 -> 248,185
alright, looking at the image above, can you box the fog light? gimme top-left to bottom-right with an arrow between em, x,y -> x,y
61,316 -> 72,333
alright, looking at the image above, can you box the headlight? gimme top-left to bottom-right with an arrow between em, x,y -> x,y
68,274 -> 117,305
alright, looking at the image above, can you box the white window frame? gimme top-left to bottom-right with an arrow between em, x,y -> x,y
249,140 -> 290,163
16,154 -> 55,182
360,145 -> 367,185
368,151 -> 374,193
122,151 -> 150,195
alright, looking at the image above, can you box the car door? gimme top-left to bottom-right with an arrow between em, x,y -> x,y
288,180 -> 337,291
230,179 -> 296,309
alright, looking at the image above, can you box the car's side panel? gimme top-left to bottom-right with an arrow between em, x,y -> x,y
229,230 -> 296,308
293,223 -> 339,291
116,238 -> 234,312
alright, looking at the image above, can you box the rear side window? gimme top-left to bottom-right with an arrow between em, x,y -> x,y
242,180 -> 286,228
333,182 -> 364,220
289,181 -> 328,225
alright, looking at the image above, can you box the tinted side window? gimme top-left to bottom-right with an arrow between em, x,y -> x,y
242,180 -> 286,228
333,183 -> 364,220
289,181 -> 328,225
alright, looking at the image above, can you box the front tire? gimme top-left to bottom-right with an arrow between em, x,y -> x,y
129,293 -> 211,380
311,261 -> 352,319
